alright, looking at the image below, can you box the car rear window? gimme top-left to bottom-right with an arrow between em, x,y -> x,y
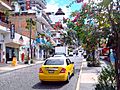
44,59 -> 64,65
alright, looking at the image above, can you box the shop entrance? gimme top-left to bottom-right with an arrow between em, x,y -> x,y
6,47 -> 15,63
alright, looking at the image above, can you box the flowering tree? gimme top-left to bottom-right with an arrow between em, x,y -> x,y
64,2 -> 101,65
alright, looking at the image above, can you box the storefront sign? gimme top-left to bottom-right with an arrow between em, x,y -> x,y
10,24 -> 15,39
19,36 -> 24,44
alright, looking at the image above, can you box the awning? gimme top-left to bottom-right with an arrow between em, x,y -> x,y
5,41 -> 24,48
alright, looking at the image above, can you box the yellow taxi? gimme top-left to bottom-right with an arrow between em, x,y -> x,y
39,57 -> 74,82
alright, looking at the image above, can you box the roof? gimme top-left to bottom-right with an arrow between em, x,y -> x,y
55,8 -> 65,15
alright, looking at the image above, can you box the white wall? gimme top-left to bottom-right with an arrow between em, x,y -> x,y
4,32 -> 31,45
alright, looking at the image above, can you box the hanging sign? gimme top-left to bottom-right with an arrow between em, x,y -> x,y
10,24 -> 15,39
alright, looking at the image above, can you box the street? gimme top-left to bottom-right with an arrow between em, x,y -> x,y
0,55 -> 83,90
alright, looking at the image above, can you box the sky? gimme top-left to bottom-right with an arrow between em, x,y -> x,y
45,0 -> 84,18
45,0 -> 103,18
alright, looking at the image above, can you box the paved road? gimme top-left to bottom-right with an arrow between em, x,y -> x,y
0,55 -> 83,90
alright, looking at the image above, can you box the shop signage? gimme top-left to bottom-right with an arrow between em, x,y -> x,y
19,36 -> 24,44
10,24 -> 15,39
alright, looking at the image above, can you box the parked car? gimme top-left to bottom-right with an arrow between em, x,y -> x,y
39,57 -> 74,82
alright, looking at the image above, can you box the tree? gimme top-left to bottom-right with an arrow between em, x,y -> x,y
65,0 -> 119,88
62,30 -> 78,46
95,0 -> 120,89
64,1 -> 101,66
26,18 -> 36,30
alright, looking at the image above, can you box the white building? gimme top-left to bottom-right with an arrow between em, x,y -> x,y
46,8 -> 67,46
0,0 -> 53,64
14,0 -> 53,61
0,0 -> 14,63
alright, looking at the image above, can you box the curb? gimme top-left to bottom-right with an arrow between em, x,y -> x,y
0,61 -> 44,75
76,60 -> 83,90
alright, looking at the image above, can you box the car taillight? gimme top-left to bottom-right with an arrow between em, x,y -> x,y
39,68 -> 43,73
60,68 -> 66,73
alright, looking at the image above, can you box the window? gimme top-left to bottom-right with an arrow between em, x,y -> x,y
44,59 -> 64,65
66,59 -> 71,65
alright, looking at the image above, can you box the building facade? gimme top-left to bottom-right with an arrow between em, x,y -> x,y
0,0 -> 13,63
13,0 -> 54,61
0,0 -> 54,64
47,8 -> 67,46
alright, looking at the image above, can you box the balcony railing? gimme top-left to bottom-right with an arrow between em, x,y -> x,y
0,21 -> 10,30
41,0 -> 47,6
42,13 -> 52,25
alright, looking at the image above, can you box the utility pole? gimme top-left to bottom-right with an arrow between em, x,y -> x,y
30,18 -> 32,60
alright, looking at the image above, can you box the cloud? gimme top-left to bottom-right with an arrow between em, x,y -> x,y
45,0 -> 59,12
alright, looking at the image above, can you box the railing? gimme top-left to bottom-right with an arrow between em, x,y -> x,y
42,0 -> 47,6
0,21 -> 10,30
42,13 -> 52,25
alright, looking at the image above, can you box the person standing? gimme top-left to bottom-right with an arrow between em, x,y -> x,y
109,49 -> 115,65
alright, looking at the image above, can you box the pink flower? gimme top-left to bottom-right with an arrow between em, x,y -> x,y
83,3 -> 87,8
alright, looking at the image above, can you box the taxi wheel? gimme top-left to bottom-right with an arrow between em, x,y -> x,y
72,68 -> 75,76
66,73 -> 70,83
41,80 -> 45,84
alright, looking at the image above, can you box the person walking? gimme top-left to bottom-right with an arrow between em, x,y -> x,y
75,50 -> 78,56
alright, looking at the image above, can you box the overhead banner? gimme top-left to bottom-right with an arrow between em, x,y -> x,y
10,24 -> 15,39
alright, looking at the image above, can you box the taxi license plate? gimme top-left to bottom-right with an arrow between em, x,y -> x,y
48,70 -> 54,73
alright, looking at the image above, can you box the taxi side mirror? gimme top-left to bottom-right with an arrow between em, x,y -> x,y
71,62 -> 74,64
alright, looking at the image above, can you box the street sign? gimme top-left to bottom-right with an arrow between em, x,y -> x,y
10,24 -> 15,39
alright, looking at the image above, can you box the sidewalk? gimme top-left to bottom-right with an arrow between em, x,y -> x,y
0,60 -> 44,74
79,59 -> 108,90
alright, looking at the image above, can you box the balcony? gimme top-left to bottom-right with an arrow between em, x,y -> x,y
42,13 -> 52,25
0,0 -> 12,10
32,0 -> 47,9
36,11 -> 52,26
0,21 -> 10,33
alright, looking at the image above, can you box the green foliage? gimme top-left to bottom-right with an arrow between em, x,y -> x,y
26,18 -> 36,30
99,0 -> 112,7
4,10 -> 10,17
86,55 -> 92,61
62,30 -> 76,46
40,33 -> 45,37
95,65 -> 116,90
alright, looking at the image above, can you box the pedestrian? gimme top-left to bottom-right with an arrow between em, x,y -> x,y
76,50 -> 78,56
109,49 -> 115,65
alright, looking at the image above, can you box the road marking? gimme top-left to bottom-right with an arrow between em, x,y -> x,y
76,59 -> 83,90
